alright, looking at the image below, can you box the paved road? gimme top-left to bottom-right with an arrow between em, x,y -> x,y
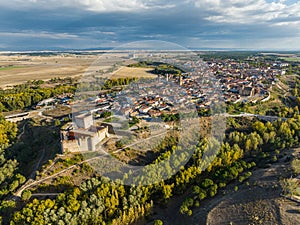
5,107 -> 53,123
31,193 -> 60,197
222,112 -> 284,122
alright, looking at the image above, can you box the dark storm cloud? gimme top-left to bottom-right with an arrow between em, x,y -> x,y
0,0 -> 299,50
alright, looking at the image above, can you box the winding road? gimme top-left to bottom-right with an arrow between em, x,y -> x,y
13,151 -> 108,197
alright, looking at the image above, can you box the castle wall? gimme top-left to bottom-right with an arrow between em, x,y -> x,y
61,140 -> 81,153
61,126 -> 109,153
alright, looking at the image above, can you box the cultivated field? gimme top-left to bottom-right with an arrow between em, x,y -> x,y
110,66 -> 157,78
0,54 -> 99,88
280,57 -> 300,62
0,54 -> 97,88
0,53 -> 157,88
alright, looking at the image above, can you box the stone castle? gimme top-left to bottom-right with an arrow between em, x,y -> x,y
60,113 -> 109,153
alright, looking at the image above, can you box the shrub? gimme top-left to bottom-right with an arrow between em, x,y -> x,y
201,179 -> 214,188
154,220 -> 163,225
21,190 -> 32,201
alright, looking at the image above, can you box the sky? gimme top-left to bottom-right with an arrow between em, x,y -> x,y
0,0 -> 299,51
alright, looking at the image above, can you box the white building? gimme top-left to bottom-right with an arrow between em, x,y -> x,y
61,113 -> 109,153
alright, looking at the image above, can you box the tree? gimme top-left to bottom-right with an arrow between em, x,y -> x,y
297,97 -> 300,106
154,220 -> 163,225
209,184 -> 218,197
252,121 -> 266,135
280,178 -> 299,196
129,116 -> 140,127
291,159 -> 300,174
54,119 -> 61,127
101,111 -> 113,118
115,141 -> 124,149
180,198 -> 194,215
162,184 -> 174,200
201,179 -> 214,189
21,190 -> 32,201
293,87 -> 298,97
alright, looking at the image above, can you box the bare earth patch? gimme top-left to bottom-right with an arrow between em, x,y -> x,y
149,149 -> 300,225
196,149 -> 300,225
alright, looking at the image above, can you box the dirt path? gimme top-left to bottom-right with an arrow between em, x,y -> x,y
29,148 -> 45,180
113,130 -> 167,154
13,151 -> 109,197
17,122 -> 27,140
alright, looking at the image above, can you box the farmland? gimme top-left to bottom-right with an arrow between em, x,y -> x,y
110,66 -> 157,78
0,54 -> 99,88
0,53 -> 157,89
280,57 -> 300,62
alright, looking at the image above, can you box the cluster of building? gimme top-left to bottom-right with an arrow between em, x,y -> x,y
111,72 -> 220,119
59,57 -> 291,153
60,60 -> 216,152
207,59 -> 288,103
35,93 -> 73,109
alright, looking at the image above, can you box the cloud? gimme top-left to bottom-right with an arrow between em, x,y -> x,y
191,0 -> 300,25
80,0 -> 176,12
0,0 -> 299,50
0,31 -> 80,39
0,0 -> 176,12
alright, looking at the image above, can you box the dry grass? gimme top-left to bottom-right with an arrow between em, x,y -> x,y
0,54 -> 155,88
0,54 -> 99,88
111,66 -> 157,78
42,105 -> 72,118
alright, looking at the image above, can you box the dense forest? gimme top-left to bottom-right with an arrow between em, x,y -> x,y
0,80 -> 76,112
0,115 -> 26,224
0,116 -> 20,198
129,62 -> 183,76
200,51 -> 260,61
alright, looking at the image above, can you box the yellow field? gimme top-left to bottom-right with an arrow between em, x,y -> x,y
110,66 -> 157,78
0,54 -> 99,88
0,54 -> 156,89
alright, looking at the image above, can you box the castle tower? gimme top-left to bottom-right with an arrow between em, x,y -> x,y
74,113 -> 93,129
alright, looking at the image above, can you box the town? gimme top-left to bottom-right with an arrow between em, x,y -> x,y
31,55 -> 289,121
55,54 -> 293,154
1,51 -> 300,225
4,53 -> 296,155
